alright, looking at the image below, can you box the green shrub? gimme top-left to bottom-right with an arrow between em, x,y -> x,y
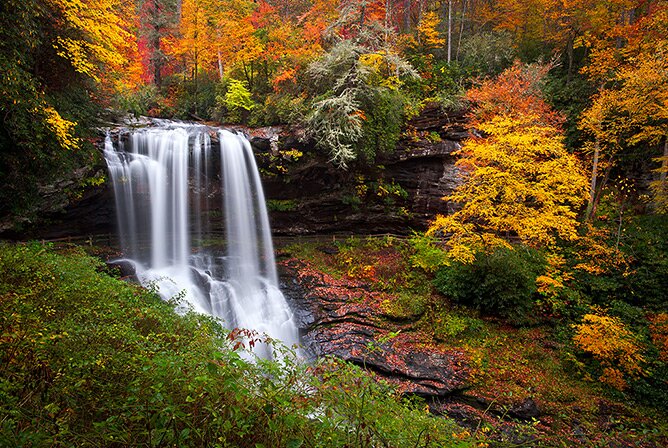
567,215 -> 668,310
409,232 -> 448,273
434,245 -> 547,324
622,215 -> 668,310
432,307 -> 485,341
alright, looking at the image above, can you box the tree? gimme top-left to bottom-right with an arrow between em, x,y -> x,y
573,311 -> 646,390
304,5 -> 418,168
0,0 -> 137,214
428,63 -> 588,263
138,0 -> 179,87
579,3 -> 668,215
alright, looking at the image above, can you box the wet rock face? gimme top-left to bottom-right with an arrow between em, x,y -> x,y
279,258 -> 470,397
254,106 -> 467,235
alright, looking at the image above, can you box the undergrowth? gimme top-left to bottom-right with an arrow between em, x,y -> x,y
283,236 -> 668,446
0,242 -> 482,447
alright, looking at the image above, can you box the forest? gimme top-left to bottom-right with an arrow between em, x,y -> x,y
1,0 -> 667,446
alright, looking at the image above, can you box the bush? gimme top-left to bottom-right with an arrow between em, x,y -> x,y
432,306 -> 485,342
567,216 -> 668,310
434,245 -> 547,324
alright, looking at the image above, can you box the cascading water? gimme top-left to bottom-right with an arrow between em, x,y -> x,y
104,122 -> 299,357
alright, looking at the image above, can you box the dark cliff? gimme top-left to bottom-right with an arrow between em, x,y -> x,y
0,104 -> 467,240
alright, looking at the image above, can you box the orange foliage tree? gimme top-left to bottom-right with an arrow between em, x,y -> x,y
579,3 -> 668,215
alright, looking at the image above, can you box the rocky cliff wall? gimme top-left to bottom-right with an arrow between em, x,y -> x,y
1,105 -> 467,240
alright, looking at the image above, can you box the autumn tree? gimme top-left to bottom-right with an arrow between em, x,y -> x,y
0,0 -> 136,214
579,3 -> 668,215
573,311 -> 646,390
428,63 -> 588,263
137,0 -> 179,87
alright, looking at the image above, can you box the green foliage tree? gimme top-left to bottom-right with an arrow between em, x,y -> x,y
305,29 -> 417,167
0,0 -> 133,217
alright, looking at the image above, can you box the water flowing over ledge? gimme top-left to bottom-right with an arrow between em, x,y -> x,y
104,122 -> 299,357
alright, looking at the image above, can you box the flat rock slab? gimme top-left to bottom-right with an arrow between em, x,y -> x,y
279,258 -> 470,397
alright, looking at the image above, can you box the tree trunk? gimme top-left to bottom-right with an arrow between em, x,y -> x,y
218,50 -> 224,81
456,0 -> 466,61
586,140 -> 600,220
404,0 -> 412,31
447,0 -> 453,63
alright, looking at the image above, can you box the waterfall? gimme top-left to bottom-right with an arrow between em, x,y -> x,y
104,123 -> 299,357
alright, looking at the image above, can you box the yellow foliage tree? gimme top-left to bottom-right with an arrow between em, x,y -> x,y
429,113 -> 588,263
50,0 -> 134,84
579,5 -> 668,214
417,11 -> 445,50
573,312 -> 646,390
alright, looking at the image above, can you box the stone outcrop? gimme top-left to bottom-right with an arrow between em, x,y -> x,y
252,105 -> 466,234
279,257 -> 470,397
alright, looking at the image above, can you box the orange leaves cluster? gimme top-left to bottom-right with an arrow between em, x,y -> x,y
573,311 -> 646,390
466,62 -> 564,128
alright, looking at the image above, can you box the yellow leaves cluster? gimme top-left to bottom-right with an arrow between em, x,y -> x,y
535,253 -> 571,302
49,0 -> 133,83
572,225 -> 630,276
573,311 -> 646,390
39,106 -> 80,151
649,313 -> 668,363
416,12 -> 445,50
